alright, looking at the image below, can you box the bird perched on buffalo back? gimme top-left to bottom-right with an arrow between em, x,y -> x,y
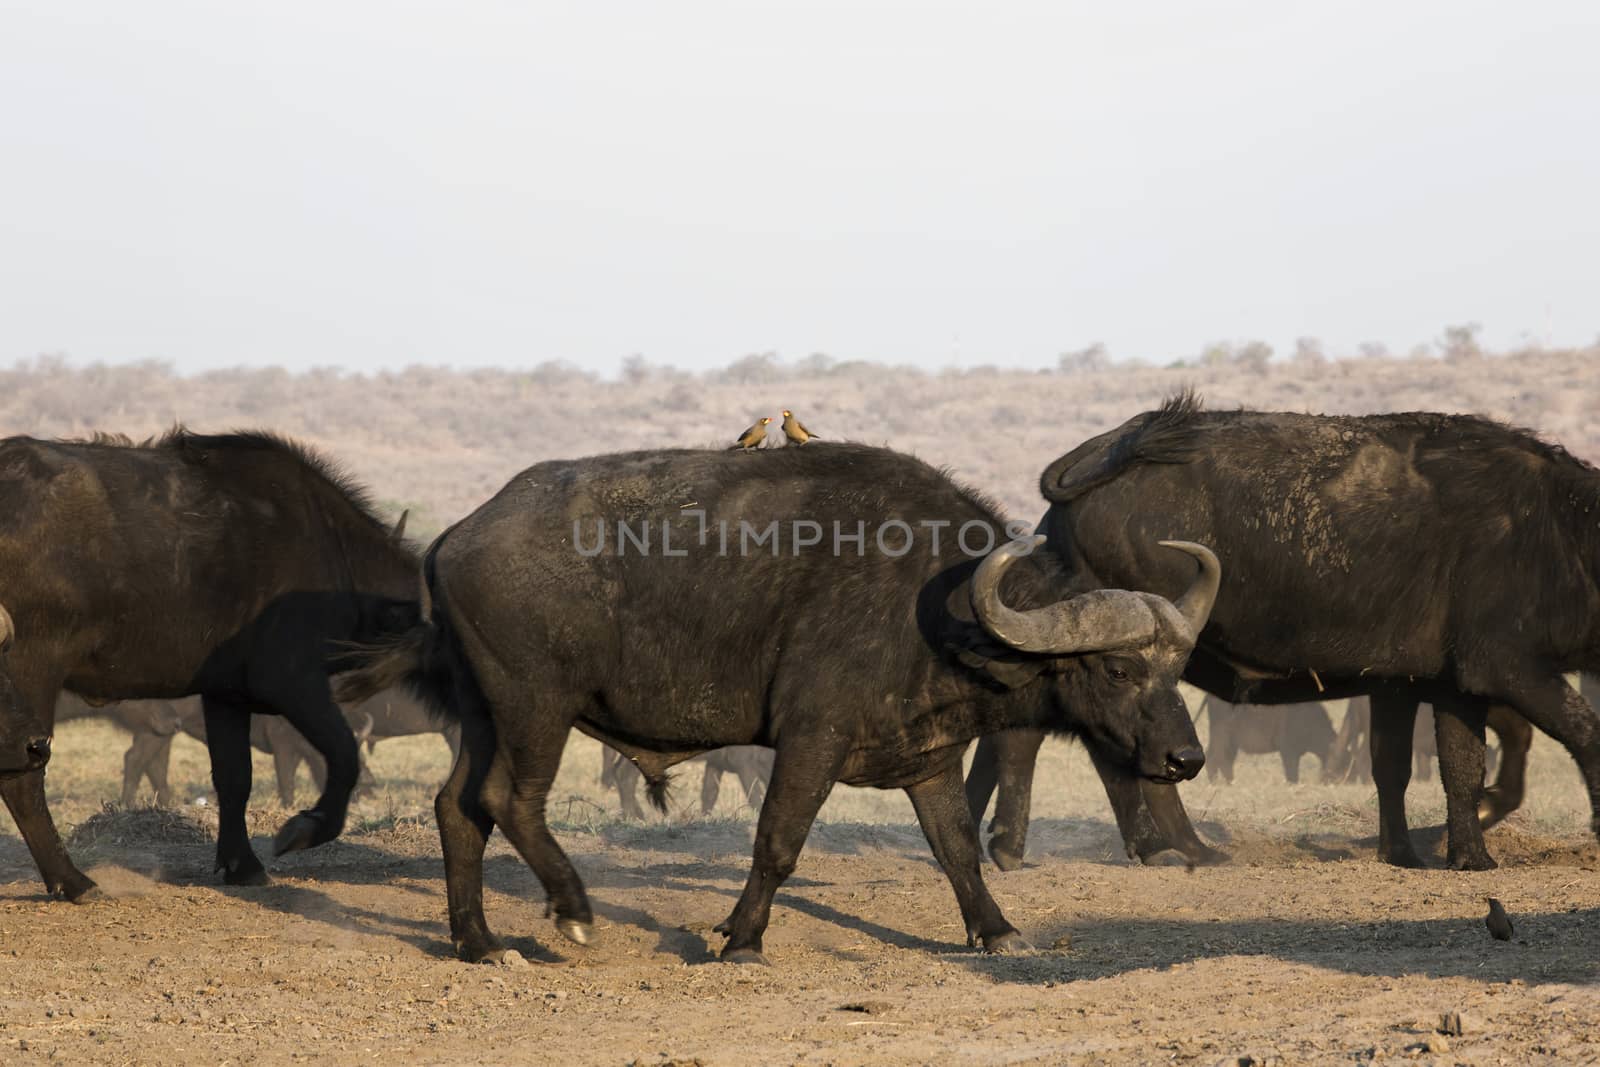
732,417 -> 771,451
781,409 -> 820,445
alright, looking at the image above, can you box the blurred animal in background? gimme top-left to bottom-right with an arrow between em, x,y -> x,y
780,409 -> 819,445
60,687 -> 456,809
599,744 -> 773,819
1196,696 -> 1336,784
55,692 -> 189,808
732,416 -> 771,451
1321,699 -> 1503,786
244,687 -> 461,805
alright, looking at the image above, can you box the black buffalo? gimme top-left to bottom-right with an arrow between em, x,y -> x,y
968,394 -> 1600,871
342,444 -> 1219,964
0,430 -> 416,898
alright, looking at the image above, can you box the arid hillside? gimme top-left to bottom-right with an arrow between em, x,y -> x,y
3,346 -> 1595,537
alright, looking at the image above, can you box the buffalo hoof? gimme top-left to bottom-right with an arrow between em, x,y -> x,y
1477,789 -> 1520,831
456,938 -> 506,965
720,947 -> 771,966
981,930 -> 1032,955
1133,838 -> 1229,867
272,811 -> 329,856
221,864 -> 271,887
555,918 -> 593,946
58,880 -> 104,904
1380,846 -> 1428,870
1449,850 -> 1498,872
1183,843 -> 1231,867
988,841 -> 1025,872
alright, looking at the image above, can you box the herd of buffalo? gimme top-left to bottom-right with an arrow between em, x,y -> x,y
3,391 -> 1599,964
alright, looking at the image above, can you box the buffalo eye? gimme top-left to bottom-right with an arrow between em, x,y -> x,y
1106,664 -> 1131,683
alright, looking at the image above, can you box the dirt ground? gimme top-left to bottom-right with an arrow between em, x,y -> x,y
4,707 -> 1599,1066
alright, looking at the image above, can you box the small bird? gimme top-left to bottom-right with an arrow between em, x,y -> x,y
781,409 -> 820,445
1485,897 -> 1513,941
731,416 -> 771,451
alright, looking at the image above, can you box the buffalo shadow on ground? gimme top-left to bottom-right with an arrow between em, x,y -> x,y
581,861 -> 1600,987
6,816 -> 1598,982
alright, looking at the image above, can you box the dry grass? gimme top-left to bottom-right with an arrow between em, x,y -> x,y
20,690 -> 1591,866
4,346 -> 1596,541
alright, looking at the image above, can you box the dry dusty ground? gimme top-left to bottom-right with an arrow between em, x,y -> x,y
3,709 -> 1599,1066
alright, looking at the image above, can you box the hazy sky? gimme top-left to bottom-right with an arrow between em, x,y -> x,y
3,2 -> 1596,375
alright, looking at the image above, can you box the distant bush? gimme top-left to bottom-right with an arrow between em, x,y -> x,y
4,338 -> 1595,531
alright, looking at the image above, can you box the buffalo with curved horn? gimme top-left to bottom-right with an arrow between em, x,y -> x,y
969,391 -> 1600,873
340,442 -> 1218,965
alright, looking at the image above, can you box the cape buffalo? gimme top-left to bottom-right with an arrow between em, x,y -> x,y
968,393 -> 1600,871
341,444 -> 1219,964
600,744 -> 773,818
0,429 -> 417,898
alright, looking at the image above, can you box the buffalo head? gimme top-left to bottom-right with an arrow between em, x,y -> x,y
0,602 -> 52,776
971,536 -> 1219,782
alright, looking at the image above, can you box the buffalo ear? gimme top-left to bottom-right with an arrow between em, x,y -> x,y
946,636 -> 1049,690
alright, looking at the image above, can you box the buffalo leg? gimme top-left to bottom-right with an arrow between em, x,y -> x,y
261,686 -> 360,857
1495,677 -> 1600,844
143,733 -> 176,808
907,761 -> 1026,953
1212,721 -> 1238,784
965,729 -> 1043,871
700,758 -> 722,815
1431,692 -> 1494,870
434,713 -> 501,962
736,751 -> 769,809
1370,690 -> 1424,868
203,697 -> 269,885
119,735 -> 143,807
1089,743 -> 1168,861
344,713 -> 378,799
613,756 -> 647,820
121,732 -> 173,807
1139,779 -> 1230,866
1087,745 -> 1229,866
289,730 -> 371,805
1,769 -> 99,901
715,740 -> 845,963
1478,704 -> 1532,828
963,735 -> 1002,827
1280,746 -> 1302,784
477,705 -> 593,947
270,733 -> 301,808
1322,698 -> 1370,785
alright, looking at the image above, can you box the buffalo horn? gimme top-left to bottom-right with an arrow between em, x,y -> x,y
1158,540 -> 1220,637
971,536 -> 1156,654
0,602 -> 12,650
